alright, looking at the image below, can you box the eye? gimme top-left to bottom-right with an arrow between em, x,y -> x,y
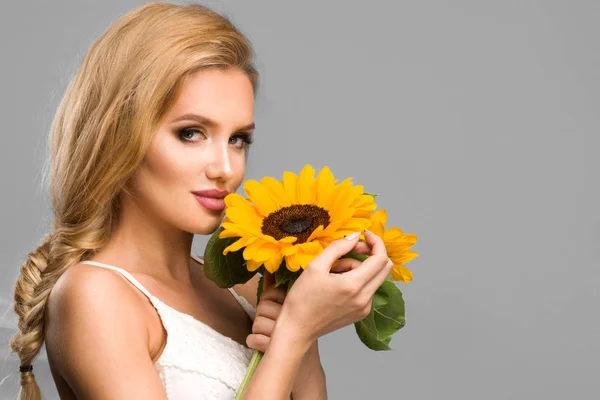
229,133 -> 254,150
177,128 -> 205,142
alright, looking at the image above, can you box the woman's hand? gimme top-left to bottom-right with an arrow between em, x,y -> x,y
246,272 -> 327,399
246,272 -> 287,352
280,229 -> 393,347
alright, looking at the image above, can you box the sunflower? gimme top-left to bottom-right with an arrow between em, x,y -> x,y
219,164 -> 377,273
367,209 -> 418,282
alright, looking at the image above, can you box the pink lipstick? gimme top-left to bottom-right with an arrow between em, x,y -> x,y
192,189 -> 230,212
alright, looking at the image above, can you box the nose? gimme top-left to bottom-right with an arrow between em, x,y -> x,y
205,141 -> 235,182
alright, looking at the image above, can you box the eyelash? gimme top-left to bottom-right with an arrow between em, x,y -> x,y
177,128 -> 254,149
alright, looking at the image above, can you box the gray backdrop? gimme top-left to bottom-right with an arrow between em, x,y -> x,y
1,0 -> 598,399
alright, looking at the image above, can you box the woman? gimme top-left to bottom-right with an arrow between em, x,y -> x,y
10,2 -> 394,399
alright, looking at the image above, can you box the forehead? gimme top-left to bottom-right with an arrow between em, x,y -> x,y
167,68 -> 254,127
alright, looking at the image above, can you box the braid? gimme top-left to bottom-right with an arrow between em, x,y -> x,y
10,228 -> 94,400
8,2 -> 259,398
10,233 -> 52,399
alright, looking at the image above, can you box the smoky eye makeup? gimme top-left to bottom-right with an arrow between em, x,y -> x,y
176,127 -> 204,142
176,127 -> 254,150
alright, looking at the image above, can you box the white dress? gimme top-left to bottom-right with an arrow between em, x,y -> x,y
79,254 -> 257,399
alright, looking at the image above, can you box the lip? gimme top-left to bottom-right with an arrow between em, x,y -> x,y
191,189 -> 230,199
192,189 -> 230,212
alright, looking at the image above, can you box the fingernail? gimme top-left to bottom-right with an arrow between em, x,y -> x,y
345,232 -> 361,241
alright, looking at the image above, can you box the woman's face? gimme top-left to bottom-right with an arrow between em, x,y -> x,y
128,67 -> 255,235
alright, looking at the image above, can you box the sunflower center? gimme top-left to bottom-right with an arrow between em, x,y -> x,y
261,204 -> 331,244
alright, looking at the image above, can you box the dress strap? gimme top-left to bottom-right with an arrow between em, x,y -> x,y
78,260 -> 155,300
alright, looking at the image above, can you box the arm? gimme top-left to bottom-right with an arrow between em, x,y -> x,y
238,273 -> 326,399
45,266 -> 167,399
291,340 -> 327,399
242,307 -> 313,399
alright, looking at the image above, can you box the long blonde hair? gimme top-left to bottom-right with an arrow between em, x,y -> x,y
9,2 -> 258,398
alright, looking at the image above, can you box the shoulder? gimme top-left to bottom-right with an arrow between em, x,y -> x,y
45,263 -> 164,397
47,263 -> 151,330
232,273 -> 261,309
193,254 -> 261,308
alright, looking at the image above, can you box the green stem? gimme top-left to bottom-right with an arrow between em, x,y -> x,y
235,349 -> 264,399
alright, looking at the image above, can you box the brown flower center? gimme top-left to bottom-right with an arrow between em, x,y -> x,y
261,204 -> 331,244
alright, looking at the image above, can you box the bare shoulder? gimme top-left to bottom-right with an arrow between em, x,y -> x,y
45,263 -> 166,399
193,254 -> 261,308
233,273 -> 261,308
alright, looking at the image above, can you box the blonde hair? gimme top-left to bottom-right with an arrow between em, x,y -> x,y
9,2 -> 258,398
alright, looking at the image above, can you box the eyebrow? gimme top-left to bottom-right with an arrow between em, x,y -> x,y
172,113 -> 255,131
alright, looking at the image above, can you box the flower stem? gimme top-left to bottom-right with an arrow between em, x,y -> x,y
235,349 -> 264,399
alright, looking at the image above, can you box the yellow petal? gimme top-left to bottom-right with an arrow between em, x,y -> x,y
261,176 -> 291,207
369,209 -> 387,237
223,237 -> 254,254
244,180 -> 279,217
334,217 -> 372,233
288,241 -> 323,270
279,236 -> 297,244
224,193 -> 250,209
306,225 -> 325,242
315,166 -> 336,208
385,229 -> 417,246
220,222 -> 260,238
351,194 -> 378,217
297,164 -> 316,204
327,178 -> 354,220
243,238 -> 272,260
282,244 -> 300,257
246,243 -> 280,262
264,253 -> 284,273
225,207 -> 262,231
282,171 -> 298,204
285,253 -> 302,272
338,184 -> 364,210
296,253 -> 319,270
246,259 -> 262,272
392,250 -> 419,264
391,265 -> 413,282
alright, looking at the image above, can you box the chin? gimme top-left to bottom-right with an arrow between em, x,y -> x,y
188,217 -> 224,236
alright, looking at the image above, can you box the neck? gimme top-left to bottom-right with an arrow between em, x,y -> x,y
92,197 -> 196,283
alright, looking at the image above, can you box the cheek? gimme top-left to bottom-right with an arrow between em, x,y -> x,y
231,153 -> 247,188
143,139 -> 190,189
131,135 -> 195,217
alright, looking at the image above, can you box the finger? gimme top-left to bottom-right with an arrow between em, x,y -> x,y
352,241 -> 372,255
363,258 -> 394,295
259,286 -> 287,305
330,257 -> 362,273
343,230 -> 390,287
252,316 -> 276,336
246,333 -> 269,353
363,229 -> 387,258
263,271 -> 275,290
255,300 -> 282,320
305,231 -> 364,273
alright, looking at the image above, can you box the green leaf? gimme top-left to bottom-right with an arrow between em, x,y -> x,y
373,280 -> 405,340
340,250 -> 368,262
354,308 -> 391,350
364,192 -> 378,200
257,273 -> 264,301
273,263 -> 302,290
354,280 -> 405,351
203,226 -> 257,288
274,263 -> 294,287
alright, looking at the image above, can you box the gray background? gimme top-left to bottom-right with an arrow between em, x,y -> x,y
1,0 -> 598,399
